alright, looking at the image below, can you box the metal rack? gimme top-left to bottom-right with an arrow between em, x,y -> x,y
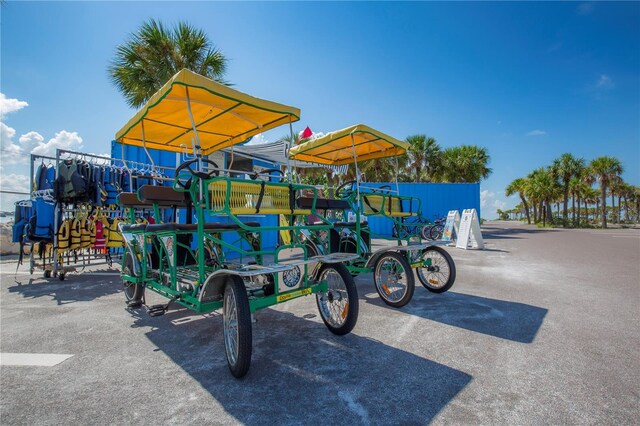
41,149 -> 177,279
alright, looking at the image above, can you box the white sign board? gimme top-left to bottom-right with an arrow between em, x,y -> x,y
456,208 -> 484,250
441,210 -> 460,242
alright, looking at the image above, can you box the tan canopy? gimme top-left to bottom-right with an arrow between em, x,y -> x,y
115,69 -> 300,155
288,124 -> 408,166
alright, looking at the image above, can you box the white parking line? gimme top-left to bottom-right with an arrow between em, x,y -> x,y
0,353 -> 73,367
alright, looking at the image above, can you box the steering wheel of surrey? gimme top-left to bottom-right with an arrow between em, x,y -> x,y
250,168 -> 284,180
371,185 -> 392,193
175,158 -> 220,189
336,180 -> 357,199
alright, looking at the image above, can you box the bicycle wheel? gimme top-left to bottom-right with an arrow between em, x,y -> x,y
316,263 -> 359,335
223,275 -> 252,378
416,246 -> 456,293
421,225 -> 432,240
373,251 -> 415,308
122,252 -> 144,302
430,224 -> 444,241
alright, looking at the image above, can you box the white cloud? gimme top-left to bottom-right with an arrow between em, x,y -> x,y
481,188 -> 509,219
0,93 -> 29,119
1,128 -> 83,165
493,199 -> 507,210
31,130 -> 83,157
595,74 -> 614,90
0,122 -> 23,165
247,133 -> 270,145
0,173 -> 30,193
18,131 -> 45,153
480,189 -> 493,208
526,130 -> 547,137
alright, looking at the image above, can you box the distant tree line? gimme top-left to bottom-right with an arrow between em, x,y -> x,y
505,153 -> 638,229
294,133 -> 492,189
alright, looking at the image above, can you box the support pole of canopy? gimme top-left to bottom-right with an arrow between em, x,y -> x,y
350,133 -> 361,211
184,86 -> 204,286
140,120 -> 157,185
286,119 -> 294,184
184,86 -> 204,201
394,153 -> 400,194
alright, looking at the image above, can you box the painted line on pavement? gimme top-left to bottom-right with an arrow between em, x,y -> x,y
0,353 -> 73,367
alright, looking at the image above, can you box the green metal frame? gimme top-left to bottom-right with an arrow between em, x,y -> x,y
120,173 -> 342,314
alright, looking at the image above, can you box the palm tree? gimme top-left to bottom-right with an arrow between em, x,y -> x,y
551,153 -> 584,227
505,177 -> 531,224
404,135 -> 441,182
583,187 -> 599,223
109,19 -> 228,108
589,156 -> 623,229
437,145 -> 492,183
525,168 -> 561,226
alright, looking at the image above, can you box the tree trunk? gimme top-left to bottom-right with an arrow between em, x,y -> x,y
563,186 -> 569,226
548,202 -> 554,225
618,195 -> 623,223
521,195 -> 531,224
601,184 -> 607,229
533,204 -> 538,223
571,193 -> 576,225
574,195 -> 582,225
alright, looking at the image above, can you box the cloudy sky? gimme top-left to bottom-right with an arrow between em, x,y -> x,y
1,1 -> 638,216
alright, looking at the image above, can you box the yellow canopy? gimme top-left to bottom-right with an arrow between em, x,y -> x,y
115,69 -> 300,155
288,124 -> 408,166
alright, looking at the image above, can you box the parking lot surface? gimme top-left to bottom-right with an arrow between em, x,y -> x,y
1,221 -> 639,424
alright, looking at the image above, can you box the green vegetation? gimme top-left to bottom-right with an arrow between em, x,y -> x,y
109,18 -> 228,108
505,153 -> 638,229
290,133 -> 492,187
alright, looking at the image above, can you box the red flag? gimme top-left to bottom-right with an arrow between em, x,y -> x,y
298,126 -> 313,143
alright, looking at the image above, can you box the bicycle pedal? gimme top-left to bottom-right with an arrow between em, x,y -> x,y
147,304 -> 166,317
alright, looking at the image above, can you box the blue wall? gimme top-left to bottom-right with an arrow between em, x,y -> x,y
363,182 -> 480,237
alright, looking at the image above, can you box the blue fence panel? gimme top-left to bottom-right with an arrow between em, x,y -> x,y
364,182 -> 480,237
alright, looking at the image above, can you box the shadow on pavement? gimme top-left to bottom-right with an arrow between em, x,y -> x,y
7,269 -> 121,305
128,306 -> 472,424
481,226 -> 558,240
390,290 -> 548,344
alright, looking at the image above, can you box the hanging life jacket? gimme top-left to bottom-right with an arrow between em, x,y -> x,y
12,202 -> 33,243
80,217 -> 91,248
70,218 -> 82,250
24,198 -> 55,242
94,216 -> 109,250
89,219 -> 97,247
57,219 -> 71,252
106,218 -> 124,248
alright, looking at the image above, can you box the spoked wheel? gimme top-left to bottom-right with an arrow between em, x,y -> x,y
373,252 -> 415,308
421,225 -> 432,241
223,275 -> 252,378
315,263 -> 359,335
416,246 -> 456,293
430,224 -> 444,241
122,252 -> 144,302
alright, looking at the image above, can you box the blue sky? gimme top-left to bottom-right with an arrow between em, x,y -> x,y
1,1 -> 639,217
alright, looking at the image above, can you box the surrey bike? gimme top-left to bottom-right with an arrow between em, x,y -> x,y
115,69 -> 359,378
289,124 -> 456,308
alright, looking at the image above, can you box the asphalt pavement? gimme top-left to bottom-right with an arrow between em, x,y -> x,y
1,221 -> 638,425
